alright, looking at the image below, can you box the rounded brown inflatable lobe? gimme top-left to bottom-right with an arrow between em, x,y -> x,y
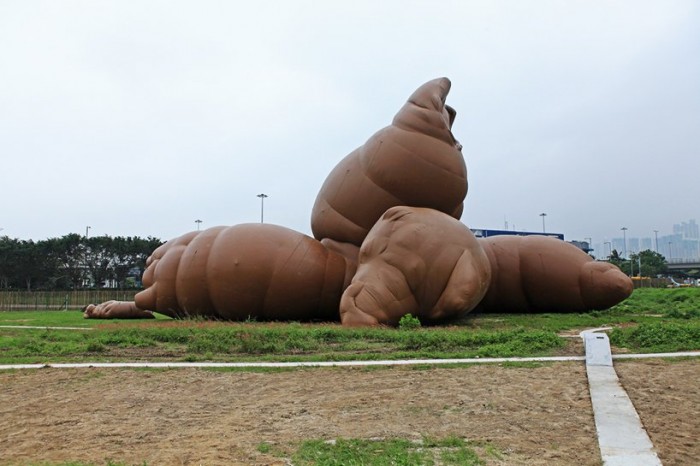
320,238 -> 360,288
340,207 -> 491,327
174,226 -> 227,317
476,236 -> 633,313
205,224 -> 349,321
135,231 -> 199,317
311,77 -> 467,246
477,238 -> 530,312
83,301 -> 154,319
579,261 -> 634,310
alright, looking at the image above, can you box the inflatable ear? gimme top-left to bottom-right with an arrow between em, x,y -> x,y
311,77 -> 468,246
340,207 -> 491,326
476,235 -> 633,313
134,225 -> 354,321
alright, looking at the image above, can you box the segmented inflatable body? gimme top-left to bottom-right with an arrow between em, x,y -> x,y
133,225 -> 355,321
476,235 -> 633,313
311,77 -> 467,246
84,78 -> 634,326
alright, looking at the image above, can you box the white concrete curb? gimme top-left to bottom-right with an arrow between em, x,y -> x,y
0,351 -> 698,371
583,331 -> 663,465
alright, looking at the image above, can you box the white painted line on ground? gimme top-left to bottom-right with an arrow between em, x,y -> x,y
583,331 -> 662,466
0,325 -> 93,330
0,351 -> 697,371
612,351 -> 699,359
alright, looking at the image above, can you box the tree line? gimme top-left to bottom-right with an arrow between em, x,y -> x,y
607,249 -> 668,277
0,234 -> 163,291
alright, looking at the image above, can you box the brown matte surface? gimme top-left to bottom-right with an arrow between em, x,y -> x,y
340,207 -> 491,326
476,235 -> 634,313
311,77 -> 468,246
83,300 -> 155,319
84,78 -> 635,325
133,225 -> 353,321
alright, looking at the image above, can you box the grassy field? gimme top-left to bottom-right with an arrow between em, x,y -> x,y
2,288 -> 699,466
0,288 -> 698,365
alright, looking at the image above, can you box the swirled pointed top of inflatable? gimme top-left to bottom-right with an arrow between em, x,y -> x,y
311,77 -> 468,246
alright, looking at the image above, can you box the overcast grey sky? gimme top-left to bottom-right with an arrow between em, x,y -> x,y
1,1 -> 698,248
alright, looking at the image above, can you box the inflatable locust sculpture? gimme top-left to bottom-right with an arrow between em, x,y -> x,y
84,78 -> 633,326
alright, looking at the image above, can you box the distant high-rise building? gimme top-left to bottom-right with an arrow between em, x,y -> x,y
628,237 -> 640,253
673,219 -> 699,240
612,238 -> 626,257
598,220 -> 699,262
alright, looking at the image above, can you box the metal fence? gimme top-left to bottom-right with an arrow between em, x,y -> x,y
0,290 -> 140,311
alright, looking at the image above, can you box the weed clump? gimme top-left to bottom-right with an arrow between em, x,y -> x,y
398,314 -> 421,330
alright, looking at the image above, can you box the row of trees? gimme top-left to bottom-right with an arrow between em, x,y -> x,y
607,249 -> 668,277
0,234 -> 163,291
0,235 -> 671,291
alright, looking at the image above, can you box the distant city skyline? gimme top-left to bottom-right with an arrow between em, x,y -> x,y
592,219 -> 699,261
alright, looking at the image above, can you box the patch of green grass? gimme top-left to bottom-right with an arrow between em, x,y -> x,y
610,321 -> 700,353
0,319 -> 568,364
1,288 -> 698,364
291,437 -> 483,466
0,309 -> 172,328
608,287 -> 700,317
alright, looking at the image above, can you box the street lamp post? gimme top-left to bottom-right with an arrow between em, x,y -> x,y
539,213 -> 547,233
621,227 -> 628,259
638,254 -> 642,278
195,219 -> 203,231
257,193 -> 268,223
653,230 -> 659,253
629,249 -> 634,275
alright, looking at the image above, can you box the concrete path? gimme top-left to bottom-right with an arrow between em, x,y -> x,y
583,331 -> 663,466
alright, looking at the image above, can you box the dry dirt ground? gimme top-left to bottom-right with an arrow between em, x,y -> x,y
0,360 -> 697,466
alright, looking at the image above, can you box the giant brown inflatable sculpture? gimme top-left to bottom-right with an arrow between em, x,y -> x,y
311,77 -> 467,246
85,78 -> 633,325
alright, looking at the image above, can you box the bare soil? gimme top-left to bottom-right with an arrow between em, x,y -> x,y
615,359 -> 700,466
0,360 -> 697,466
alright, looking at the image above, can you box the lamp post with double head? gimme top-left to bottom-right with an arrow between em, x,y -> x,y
257,194 -> 268,223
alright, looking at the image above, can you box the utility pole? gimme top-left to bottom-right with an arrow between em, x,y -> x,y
195,219 -> 203,231
539,213 -> 547,233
